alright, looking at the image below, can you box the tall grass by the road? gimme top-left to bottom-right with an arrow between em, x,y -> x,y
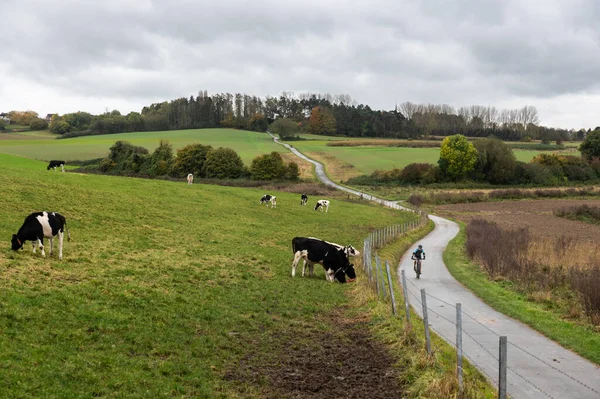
444,223 -> 600,364
408,186 -> 600,206
0,153 -> 417,398
466,219 -> 600,326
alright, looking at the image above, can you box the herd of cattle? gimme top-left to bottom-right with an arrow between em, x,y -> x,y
259,193 -> 357,283
9,164 -> 359,284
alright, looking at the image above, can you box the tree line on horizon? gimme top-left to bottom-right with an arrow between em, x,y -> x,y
3,91 -> 595,142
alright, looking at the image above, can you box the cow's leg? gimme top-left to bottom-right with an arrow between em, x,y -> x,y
38,238 -> 45,257
292,251 -> 303,277
32,241 -> 37,254
58,231 -> 64,260
49,237 -> 54,256
61,164 -> 65,172
302,259 -> 307,277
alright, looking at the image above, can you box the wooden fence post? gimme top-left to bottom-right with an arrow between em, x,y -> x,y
421,289 -> 431,354
386,261 -> 396,315
456,303 -> 463,392
499,336 -> 507,399
401,269 -> 411,326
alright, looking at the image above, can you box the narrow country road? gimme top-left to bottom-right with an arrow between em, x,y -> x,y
270,132 -> 600,399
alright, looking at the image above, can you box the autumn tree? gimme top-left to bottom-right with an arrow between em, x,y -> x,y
308,106 -> 336,135
438,134 -> 478,180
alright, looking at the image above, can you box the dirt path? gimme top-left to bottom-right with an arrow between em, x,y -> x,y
226,309 -> 403,398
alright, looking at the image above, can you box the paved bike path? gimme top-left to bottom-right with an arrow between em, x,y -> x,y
271,133 -> 600,399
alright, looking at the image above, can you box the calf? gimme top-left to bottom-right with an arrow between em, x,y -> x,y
291,237 -> 356,283
303,237 -> 360,280
300,193 -> 308,205
260,194 -> 276,208
47,160 -> 65,172
11,211 -> 71,260
187,173 -> 194,184
314,199 -> 330,212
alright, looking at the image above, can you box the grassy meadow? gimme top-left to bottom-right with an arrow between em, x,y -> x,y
291,136 -> 579,182
0,153 -> 420,398
0,129 -> 282,164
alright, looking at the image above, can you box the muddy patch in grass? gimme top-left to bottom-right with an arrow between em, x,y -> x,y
225,308 -> 402,398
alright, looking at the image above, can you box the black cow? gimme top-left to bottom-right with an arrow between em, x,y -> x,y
47,160 -> 65,172
11,211 -> 71,260
291,237 -> 356,283
300,193 -> 308,205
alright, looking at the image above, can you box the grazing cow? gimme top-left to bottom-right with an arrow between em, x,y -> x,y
291,237 -> 356,283
300,193 -> 308,205
47,160 -> 65,172
303,237 -> 360,279
187,173 -> 194,185
11,211 -> 71,260
260,194 -> 276,208
314,199 -> 330,212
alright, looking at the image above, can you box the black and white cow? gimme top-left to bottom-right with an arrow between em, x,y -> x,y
291,237 -> 356,283
11,211 -> 71,260
47,160 -> 65,172
260,194 -> 277,208
303,237 -> 360,278
314,199 -> 330,212
300,193 -> 308,205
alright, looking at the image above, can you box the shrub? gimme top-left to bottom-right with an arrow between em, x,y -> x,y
269,118 -> 300,139
250,152 -> 287,180
438,134 -> 478,181
203,147 -> 245,179
579,130 -> 600,161
172,144 -> 213,178
473,137 -> 517,184
400,163 -> 437,184
148,140 -> 174,176
30,118 -> 48,130
285,162 -> 300,181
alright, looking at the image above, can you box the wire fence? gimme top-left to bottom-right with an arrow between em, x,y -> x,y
360,223 -> 600,399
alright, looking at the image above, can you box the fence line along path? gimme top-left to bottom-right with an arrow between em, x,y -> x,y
271,132 -> 600,399
399,215 -> 600,399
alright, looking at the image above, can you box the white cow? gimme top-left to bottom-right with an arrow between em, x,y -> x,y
187,173 -> 194,185
314,199 -> 330,212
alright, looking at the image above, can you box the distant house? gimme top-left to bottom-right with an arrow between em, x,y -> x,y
0,112 -> 10,123
45,113 -> 56,122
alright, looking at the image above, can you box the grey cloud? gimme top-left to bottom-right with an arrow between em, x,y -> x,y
2,0 -> 600,128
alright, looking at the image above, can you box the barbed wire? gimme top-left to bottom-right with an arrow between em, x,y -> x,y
506,364 -> 555,399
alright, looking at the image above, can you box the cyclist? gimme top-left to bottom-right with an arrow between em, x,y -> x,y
411,244 -> 426,275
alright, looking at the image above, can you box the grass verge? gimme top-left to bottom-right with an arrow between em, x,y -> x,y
443,222 -> 600,364
348,220 -> 497,398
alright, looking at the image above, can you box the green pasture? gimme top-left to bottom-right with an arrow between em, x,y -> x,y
0,129 -> 282,164
0,153 -> 416,398
292,140 -> 579,176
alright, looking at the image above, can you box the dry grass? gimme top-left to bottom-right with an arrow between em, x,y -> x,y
280,152 -> 315,180
306,151 -> 362,182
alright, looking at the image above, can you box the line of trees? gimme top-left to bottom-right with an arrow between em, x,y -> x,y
96,140 -> 299,182
31,91 -> 590,142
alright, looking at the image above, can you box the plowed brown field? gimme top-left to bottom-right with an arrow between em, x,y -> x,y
436,199 -> 600,242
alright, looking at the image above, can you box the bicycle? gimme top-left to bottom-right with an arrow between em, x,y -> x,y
413,257 -> 424,279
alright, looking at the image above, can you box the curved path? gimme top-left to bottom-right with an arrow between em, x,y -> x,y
271,132 -> 600,399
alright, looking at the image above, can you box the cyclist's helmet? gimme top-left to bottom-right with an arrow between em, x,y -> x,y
418,244 -> 423,249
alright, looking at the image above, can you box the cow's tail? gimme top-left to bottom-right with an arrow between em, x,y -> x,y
64,218 -> 71,241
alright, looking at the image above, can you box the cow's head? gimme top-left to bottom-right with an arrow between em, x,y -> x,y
47,164 -> 52,170
314,203 -> 321,211
11,234 -> 23,251
344,245 -> 360,257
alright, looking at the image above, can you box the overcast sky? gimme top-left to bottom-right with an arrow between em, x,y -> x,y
2,0 -> 599,129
